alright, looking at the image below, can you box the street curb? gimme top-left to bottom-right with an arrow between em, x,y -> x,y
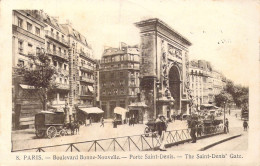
199,134 -> 242,151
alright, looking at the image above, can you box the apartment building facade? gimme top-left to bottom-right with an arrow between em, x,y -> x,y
12,10 -> 97,129
99,43 -> 140,118
189,60 -> 226,110
12,10 -> 47,128
61,23 -> 96,109
42,12 -> 70,107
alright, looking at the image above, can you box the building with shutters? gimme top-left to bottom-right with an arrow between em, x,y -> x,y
60,23 -> 96,109
99,43 -> 140,118
12,10 -> 97,129
12,10 -> 47,129
41,12 -> 70,107
189,60 -> 226,110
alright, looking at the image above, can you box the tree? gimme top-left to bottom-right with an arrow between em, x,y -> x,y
18,51 -> 57,110
224,79 -> 249,108
214,90 -> 233,108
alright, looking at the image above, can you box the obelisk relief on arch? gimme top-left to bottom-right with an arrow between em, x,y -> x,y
135,18 -> 192,121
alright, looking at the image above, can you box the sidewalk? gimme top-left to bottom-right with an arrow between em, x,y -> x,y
166,127 -> 243,151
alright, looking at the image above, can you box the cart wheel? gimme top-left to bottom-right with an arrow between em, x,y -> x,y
35,130 -> 45,138
46,126 -> 57,139
59,129 -> 66,137
144,127 -> 150,137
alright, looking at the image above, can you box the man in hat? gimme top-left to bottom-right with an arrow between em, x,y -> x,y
225,118 -> 229,133
243,120 -> 248,131
157,115 -> 167,151
100,116 -> 104,127
189,117 -> 197,143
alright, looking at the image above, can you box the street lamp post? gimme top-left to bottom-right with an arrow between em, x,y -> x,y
156,79 -> 160,118
223,101 -> 226,132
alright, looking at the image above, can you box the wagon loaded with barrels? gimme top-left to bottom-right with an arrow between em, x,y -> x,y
35,111 -> 67,139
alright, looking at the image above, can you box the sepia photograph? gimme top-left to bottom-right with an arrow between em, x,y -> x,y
0,0 -> 259,165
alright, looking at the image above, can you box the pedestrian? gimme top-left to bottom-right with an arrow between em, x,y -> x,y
225,118 -> 229,133
229,109 -> 231,115
132,115 -> 135,127
64,103 -> 70,124
113,116 -> 117,128
156,115 -> 167,151
235,113 -> 237,118
173,114 -> 176,122
189,118 -> 197,143
197,124 -> 202,137
89,117 -> 92,126
100,116 -> 104,127
243,120 -> 248,131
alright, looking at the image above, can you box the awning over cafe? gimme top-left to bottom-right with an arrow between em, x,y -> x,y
114,107 -> 128,120
88,86 -> 94,92
19,84 -> 35,89
128,102 -> 148,108
79,107 -> 104,114
114,107 -> 128,115
200,104 -> 219,109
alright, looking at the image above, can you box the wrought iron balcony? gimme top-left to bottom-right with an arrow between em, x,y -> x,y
56,83 -> 70,90
46,49 -> 68,61
80,76 -> 95,83
80,64 -> 94,72
45,30 -> 68,46
57,68 -> 69,76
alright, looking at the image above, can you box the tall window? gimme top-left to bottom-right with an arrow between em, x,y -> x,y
18,59 -> 24,67
35,27 -> 40,36
53,45 -> 56,52
18,18 -> 23,28
36,47 -> 41,55
47,42 -> 50,50
27,22 -> 32,32
18,40 -> 23,53
53,61 -> 57,67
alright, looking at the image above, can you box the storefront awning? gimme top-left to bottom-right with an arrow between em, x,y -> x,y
79,107 -> 104,114
200,104 -> 219,109
19,84 -> 35,89
114,107 -> 128,115
88,86 -> 94,92
128,102 -> 148,108
48,105 -> 64,112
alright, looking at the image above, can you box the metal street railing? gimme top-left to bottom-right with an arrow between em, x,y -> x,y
11,125 -> 224,152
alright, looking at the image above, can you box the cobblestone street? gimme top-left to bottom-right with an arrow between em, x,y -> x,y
12,109 -> 246,151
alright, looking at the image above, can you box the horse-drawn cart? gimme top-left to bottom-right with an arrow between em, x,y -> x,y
35,111 -> 66,139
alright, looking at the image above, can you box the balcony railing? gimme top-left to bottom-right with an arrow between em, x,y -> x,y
45,30 -> 68,46
80,76 -> 95,83
56,83 -> 69,90
100,65 -> 139,71
57,68 -> 69,76
46,49 -> 68,61
80,64 -> 94,72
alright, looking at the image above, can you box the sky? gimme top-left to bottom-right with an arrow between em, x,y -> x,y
41,0 -> 258,86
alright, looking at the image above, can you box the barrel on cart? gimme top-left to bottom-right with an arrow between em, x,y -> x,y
34,111 -> 66,139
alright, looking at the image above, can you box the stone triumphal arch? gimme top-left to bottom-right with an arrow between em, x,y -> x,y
135,18 -> 192,120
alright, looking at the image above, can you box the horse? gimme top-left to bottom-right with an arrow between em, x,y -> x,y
63,121 -> 80,135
